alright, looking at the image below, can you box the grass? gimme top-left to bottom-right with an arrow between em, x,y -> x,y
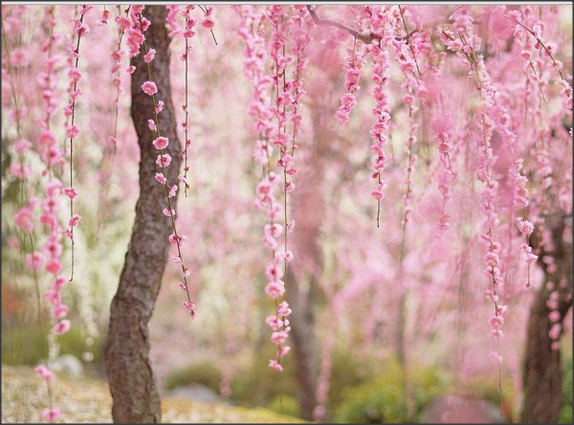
1,365 -> 305,423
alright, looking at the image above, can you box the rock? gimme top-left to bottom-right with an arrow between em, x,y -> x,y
48,354 -> 84,377
419,395 -> 504,423
166,384 -> 227,405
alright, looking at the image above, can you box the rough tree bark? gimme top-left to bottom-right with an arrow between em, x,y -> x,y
520,215 -> 573,423
104,6 -> 181,423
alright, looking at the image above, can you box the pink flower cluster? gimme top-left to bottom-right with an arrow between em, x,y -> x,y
336,44 -> 364,124
256,171 -> 293,371
369,39 -> 392,220
133,8 -> 195,320
237,6 -> 274,165
546,284 -> 564,351
126,6 -> 148,58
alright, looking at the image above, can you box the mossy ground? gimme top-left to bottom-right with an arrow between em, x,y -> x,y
1,365 -> 305,423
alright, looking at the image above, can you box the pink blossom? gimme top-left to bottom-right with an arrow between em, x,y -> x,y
66,125 -> 80,139
516,217 -> 534,235
46,259 -> 61,275
148,119 -> 157,132
265,262 -> 283,282
156,154 -> 172,168
169,233 -> 187,245
144,48 -> 156,64
53,304 -> 69,319
53,276 -> 67,291
68,68 -> 82,82
182,301 -> 196,310
549,323 -> 562,340
278,346 -> 291,357
46,181 -> 62,197
26,252 -> 44,270
127,28 -> 145,57
266,316 -> 283,330
64,187 -> 78,199
68,214 -> 81,227
45,289 -> 60,306
163,207 -> 175,217
40,214 -> 58,229
268,360 -> 283,372
277,301 -> 292,317
549,311 -> 561,323
14,208 -> 34,232
43,407 -> 61,423
155,101 -> 164,114
271,331 -> 288,345
74,21 -> 90,36
35,365 -> 55,381
141,81 -> 158,96
179,282 -> 187,291
10,163 -> 32,179
153,137 -> 169,150
202,17 -> 215,30
54,319 -> 71,335
265,282 -> 285,299
371,182 -> 387,201
14,138 -> 32,154
155,173 -> 167,185
168,185 -> 178,198
273,133 -> 288,148
99,9 -> 110,25
10,48 -> 29,67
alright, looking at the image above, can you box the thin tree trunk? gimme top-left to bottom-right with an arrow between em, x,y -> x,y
520,217 -> 572,423
286,268 -> 318,420
104,6 -> 181,423
284,100 -> 333,420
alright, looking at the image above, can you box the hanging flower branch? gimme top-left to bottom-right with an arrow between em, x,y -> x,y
131,5 -> 196,319
63,5 -> 91,282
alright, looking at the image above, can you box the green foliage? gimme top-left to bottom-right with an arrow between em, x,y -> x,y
333,360 -> 448,423
559,352 -> 573,424
165,361 -> 223,392
267,395 -> 300,418
1,325 -> 47,365
1,323 -> 103,366
327,349 -> 381,410
230,344 -> 298,407
230,346 -> 389,421
460,373 -> 516,421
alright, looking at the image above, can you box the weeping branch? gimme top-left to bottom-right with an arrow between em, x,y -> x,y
306,5 -> 378,44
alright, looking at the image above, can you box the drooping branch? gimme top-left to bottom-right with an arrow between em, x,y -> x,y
305,5 -> 421,44
306,5 -> 378,44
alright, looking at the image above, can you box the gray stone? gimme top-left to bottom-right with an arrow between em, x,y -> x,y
166,384 -> 227,405
47,354 -> 84,377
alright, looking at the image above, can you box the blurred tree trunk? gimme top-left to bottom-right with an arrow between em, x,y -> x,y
104,6 -> 181,423
520,216 -> 572,423
285,96 -> 333,420
286,268 -> 318,420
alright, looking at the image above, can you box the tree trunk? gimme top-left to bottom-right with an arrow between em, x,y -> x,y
284,99 -> 334,420
104,6 -> 181,423
520,217 -> 573,423
286,268 -> 318,420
